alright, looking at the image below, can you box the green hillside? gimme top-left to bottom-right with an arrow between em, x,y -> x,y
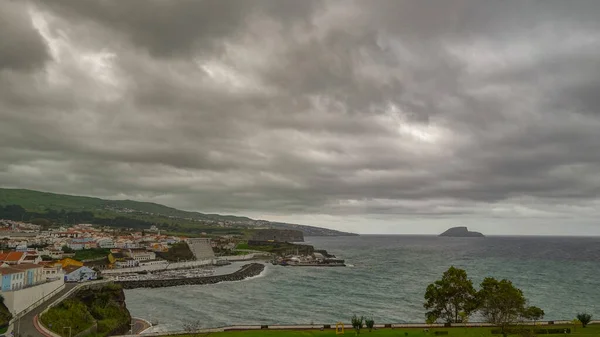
0,188 -> 106,212
0,188 -> 251,222
0,188 -> 357,236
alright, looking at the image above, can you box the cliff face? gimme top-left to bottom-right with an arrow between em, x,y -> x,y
439,226 -> 484,237
41,283 -> 132,337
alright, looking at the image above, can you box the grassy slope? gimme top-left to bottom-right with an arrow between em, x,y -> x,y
0,188 -> 251,221
206,325 -> 599,337
41,283 -> 131,337
0,188 -> 356,236
74,248 -> 112,261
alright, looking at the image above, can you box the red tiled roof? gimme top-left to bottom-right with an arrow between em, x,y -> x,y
9,263 -> 42,270
0,251 -> 24,262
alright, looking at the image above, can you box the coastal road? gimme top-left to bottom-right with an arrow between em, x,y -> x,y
18,283 -> 78,337
132,318 -> 152,334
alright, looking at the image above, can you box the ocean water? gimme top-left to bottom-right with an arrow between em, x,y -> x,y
125,235 -> 600,332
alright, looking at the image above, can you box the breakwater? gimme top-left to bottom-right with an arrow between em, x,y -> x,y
117,263 -> 265,289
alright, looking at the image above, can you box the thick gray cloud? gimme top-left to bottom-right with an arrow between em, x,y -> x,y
0,1 -> 49,71
1,0 -> 600,234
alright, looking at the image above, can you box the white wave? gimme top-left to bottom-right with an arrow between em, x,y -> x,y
237,264 -> 269,282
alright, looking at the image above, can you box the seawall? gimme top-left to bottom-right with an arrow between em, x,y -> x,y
116,263 -> 265,289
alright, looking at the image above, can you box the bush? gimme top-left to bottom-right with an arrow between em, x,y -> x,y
365,317 -> 375,332
40,299 -> 95,336
351,315 -> 364,335
576,313 -> 592,328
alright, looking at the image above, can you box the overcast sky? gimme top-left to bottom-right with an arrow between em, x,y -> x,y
1,1 -> 600,235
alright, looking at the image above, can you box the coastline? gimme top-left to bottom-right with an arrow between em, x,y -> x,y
123,236 -> 600,332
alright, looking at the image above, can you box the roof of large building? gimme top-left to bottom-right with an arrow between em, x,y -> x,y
0,266 -> 25,275
0,232 -> 38,238
62,265 -> 84,274
0,251 -> 24,262
7,263 -> 42,270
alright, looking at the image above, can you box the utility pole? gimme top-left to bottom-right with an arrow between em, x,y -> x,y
130,319 -> 135,334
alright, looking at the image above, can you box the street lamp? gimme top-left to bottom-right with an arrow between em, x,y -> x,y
11,310 -> 21,337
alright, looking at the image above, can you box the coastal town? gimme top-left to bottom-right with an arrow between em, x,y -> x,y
0,218 -> 259,333
0,216 -> 351,335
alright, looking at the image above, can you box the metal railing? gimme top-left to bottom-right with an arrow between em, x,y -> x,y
8,280 -> 66,325
109,320 -> 600,337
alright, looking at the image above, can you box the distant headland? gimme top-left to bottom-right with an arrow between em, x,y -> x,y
439,226 -> 485,237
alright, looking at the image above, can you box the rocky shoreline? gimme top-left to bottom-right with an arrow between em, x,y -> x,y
117,263 -> 265,289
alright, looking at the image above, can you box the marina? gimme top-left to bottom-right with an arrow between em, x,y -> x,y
110,266 -> 216,281
272,252 -> 346,267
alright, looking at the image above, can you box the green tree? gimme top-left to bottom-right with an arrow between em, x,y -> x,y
523,306 -> 545,323
30,218 -> 52,230
351,315 -> 364,335
61,245 -> 75,253
424,266 -> 477,323
477,277 -> 536,336
365,317 -> 375,332
576,313 -> 592,328
426,314 -> 438,332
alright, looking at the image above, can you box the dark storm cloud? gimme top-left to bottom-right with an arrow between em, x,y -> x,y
0,1 -> 49,71
1,0 -> 600,233
36,0 -> 321,58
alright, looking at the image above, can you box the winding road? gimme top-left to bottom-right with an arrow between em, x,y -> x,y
17,283 -> 78,337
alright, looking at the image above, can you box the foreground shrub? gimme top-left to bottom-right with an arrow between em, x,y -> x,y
351,314 -> 364,335
40,299 -> 95,336
576,313 -> 592,328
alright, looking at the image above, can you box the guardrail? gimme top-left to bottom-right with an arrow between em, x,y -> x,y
34,280 -> 112,337
110,320 -> 600,337
42,279 -> 111,313
8,280 -> 65,328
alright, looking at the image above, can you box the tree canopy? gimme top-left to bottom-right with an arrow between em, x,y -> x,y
576,313 -> 592,328
425,267 -> 544,330
424,266 -> 478,323
523,306 -> 545,322
478,277 -> 526,333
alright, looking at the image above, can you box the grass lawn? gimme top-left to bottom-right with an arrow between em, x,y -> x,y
198,325 -> 600,337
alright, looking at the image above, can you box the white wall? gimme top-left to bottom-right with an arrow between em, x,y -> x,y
2,278 -> 65,314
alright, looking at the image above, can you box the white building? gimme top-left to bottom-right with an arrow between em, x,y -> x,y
1,267 -> 25,291
97,238 -> 116,249
123,249 -> 156,261
42,263 -> 64,280
139,260 -> 168,268
115,258 -> 138,268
